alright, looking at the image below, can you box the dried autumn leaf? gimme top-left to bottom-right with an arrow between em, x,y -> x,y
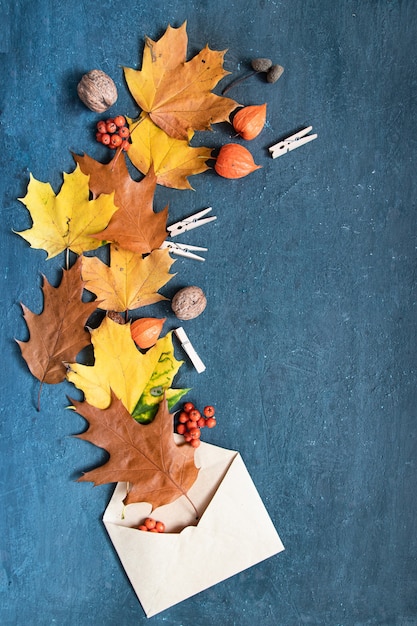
73,393 -> 199,509
127,113 -> 212,190
81,245 -> 175,312
66,316 -> 160,412
17,258 -> 97,407
131,332 -> 190,423
123,22 -> 239,141
66,318 -> 184,415
73,153 -> 169,254
16,165 -> 118,260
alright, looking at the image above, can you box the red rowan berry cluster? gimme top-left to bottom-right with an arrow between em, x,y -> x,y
96,115 -> 130,151
137,517 -> 165,533
176,402 -> 217,448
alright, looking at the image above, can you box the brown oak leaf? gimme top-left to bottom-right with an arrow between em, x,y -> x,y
17,257 -> 97,408
73,152 -> 168,255
72,392 -> 200,510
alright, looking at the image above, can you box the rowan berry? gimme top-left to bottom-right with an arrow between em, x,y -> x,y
101,133 -> 111,145
150,528 -> 159,533
96,120 -> 107,134
188,409 -> 201,422
106,120 -> 117,133
189,427 -> 201,439
144,517 -> 156,530
96,132 -> 103,142
121,139 -> 130,151
190,438 -> 201,448
110,134 -> 123,148
138,525 -> 148,531
178,411 -> 189,424
183,402 -> 194,412
203,405 -> 215,418
113,115 -> 126,127
155,521 -> 165,533
197,417 -> 206,428
118,126 -> 130,138
176,423 -> 186,435
206,417 -> 217,428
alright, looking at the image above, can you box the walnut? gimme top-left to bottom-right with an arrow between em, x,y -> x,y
171,286 -> 207,320
77,70 -> 118,112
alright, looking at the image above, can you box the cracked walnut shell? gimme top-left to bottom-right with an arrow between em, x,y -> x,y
171,286 -> 207,320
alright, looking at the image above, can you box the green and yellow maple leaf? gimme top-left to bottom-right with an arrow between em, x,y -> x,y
132,331 -> 190,423
16,165 -> 118,260
66,317 -> 186,418
127,113 -> 212,190
124,22 -> 239,141
81,245 -> 175,312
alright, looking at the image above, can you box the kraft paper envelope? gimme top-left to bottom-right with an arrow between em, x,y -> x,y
103,440 -> 284,617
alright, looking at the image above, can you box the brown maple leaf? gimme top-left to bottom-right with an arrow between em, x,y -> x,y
17,257 -> 97,410
72,393 -> 200,511
73,152 -> 168,255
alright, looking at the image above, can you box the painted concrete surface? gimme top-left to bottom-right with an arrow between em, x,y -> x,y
1,1 -> 416,624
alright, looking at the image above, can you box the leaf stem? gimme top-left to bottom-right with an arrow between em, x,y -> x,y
184,492 -> 200,520
37,381 -> 43,412
110,146 -> 124,172
165,472 -> 200,520
221,71 -> 258,95
129,115 -> 146,134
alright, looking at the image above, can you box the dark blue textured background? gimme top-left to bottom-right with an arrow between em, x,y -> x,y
1,1 -> 416,624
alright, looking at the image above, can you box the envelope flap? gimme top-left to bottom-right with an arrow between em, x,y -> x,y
103,443 -> 284,617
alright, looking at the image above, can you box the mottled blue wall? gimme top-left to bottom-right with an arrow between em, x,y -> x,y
1,1 -> 416,624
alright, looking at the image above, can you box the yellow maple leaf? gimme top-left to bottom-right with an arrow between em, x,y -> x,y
16,165 -> 118,260
81,245 -> 175,312
123,22 -> 239,141
66,317 -> 182,413
127,113 -> 212,189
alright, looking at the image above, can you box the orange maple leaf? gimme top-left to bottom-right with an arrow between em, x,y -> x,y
17,258 -> 97,409
73,152 -> 168,255
124,22 -> 239,141
72,393 -> 200,510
